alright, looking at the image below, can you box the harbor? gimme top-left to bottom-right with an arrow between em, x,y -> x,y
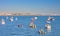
0,0 -> 60,36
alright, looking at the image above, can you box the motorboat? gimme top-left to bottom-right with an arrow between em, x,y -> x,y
30,22 -> 36,28
45,24 -> 51,32
18,24 -> 23,28
39,29 -> 45,35
10,17 -> 14,22
48,16 -> 55,21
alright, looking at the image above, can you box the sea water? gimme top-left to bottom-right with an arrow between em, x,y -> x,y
0,16 -> 60,36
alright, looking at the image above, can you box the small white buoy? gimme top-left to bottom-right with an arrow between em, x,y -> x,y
2,19 -> 5,25
34,17 -> 37,20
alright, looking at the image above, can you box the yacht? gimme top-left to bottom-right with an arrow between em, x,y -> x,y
30,22 -> 36,28
45,24 -> 51,32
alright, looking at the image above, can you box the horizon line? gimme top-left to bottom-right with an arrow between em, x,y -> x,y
0,12 -> 60,16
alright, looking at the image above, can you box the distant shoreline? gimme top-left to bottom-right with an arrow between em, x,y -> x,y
0,12 -> 60,16
0,15 -> 60,16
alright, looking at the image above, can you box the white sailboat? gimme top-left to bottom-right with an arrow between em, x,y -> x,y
2,19 -> 5,25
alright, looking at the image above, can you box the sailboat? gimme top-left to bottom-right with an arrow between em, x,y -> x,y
2,19 -> 5,25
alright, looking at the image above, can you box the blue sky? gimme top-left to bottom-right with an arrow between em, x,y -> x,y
0,0 -> 60,14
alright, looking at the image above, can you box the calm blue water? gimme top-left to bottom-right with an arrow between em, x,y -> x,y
0,16 -> 60,36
